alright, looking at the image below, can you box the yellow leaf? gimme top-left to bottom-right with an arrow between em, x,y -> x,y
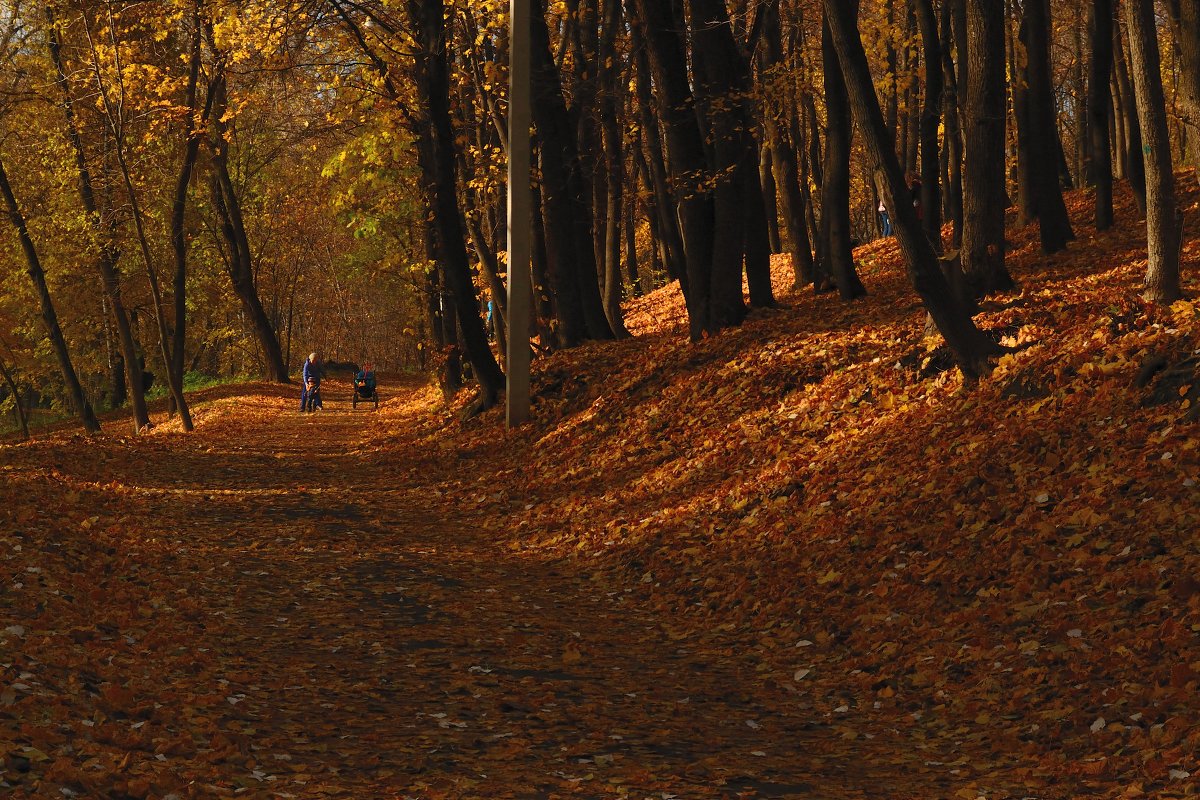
817,569 -> 841,585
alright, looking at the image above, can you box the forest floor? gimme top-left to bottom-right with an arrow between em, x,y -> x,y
4,179 -> 1200,799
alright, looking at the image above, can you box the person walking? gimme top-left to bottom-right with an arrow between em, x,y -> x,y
300,352 -> 324,412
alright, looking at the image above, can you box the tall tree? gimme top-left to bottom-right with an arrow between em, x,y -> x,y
45,2 -> 149,432
169,0 -> 207,416
1019,0 -> 1075,253
760,0 -> 815,287
1124,0 -> 1182,303
629,0 -> 714,340
205,50 -> 289,385
819,6 -> 866,300
822,0 -> 1002,379
408,0 -> 506,409
915,0 -> 944,248
1167,0 -> 1200,176
531,0 -> 614,344
961,0 -> 1014,294
597,0 -> 630,337
940,0 -> 965,246
688,0 -> 760,322
0,155 -> 100,433
1088,0 -> 1115,230
1113,16 -> 1147,214
82,7 -> 194,430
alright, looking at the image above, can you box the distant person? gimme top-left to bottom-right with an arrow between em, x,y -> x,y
300,352 -> 323,412
878,199 -> 891,237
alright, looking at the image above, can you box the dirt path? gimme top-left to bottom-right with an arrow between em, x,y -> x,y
4,382 -> 931,799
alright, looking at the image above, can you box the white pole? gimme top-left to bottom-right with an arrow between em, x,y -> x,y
506,0 -> 532,428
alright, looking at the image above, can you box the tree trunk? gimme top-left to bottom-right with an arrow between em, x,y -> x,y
1074,23 -> 1088,185
742,155 -> 776,309
598,0 -> 630,336
915,0 -> 944,249
169,1 -> 206,416
1012,16 -> 1036,227
409,0 -> 505,409
0,356 -> 30,441
207,63 -> 289,384
1089,0 -> 1115,230
630,0 -> 715,340
624,192 -> 643,296
631,26 -> 688,287
1021,0 -> 1075,253
46,4 -> 147,432
84,12 -> 194,431
822,0 -> 1003,380
761,0 -> 815,286
961,0 -> 1015,294
941,0 -> 965,247
689,0 -> 759,323
904,4 -> 921,175
1113,17 -> 1147,214
1124,0 -> 1182,303
1167,0 -> 1200,175
820,6 -> 866,300
760,142 -> 781,254
0,155 -> 100,433
530,178 -> 557,347
531,0 -> 613,344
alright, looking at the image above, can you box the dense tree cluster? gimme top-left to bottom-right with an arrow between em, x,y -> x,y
0,0 -> 1195,432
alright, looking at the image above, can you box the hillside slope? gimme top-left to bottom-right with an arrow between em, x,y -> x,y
385,178 -> 1200,795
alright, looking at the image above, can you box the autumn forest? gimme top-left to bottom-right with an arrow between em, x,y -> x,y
3,0 -> 1200,797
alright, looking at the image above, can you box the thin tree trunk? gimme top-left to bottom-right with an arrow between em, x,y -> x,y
624,192 -> 643,296
761,0 -> 815,286
1074,23 -> 1088,185
942,0 -> 965,247
1089,0 -> 1115,230
760,142 -> 781,253
1111,72 -> 1125,179
0,356 -> 30,441
631,26 -> 687,287
84,12 -> 193,430
915,0 -> 944,249
1124,0 -> 1182,303
1114,17 -> 1147,214
207,70 -> 289,385
46,4 -> 147,432
169,0 -> 206,415
821,6 -> 866,300
0,156 -> 100,433
599,0 -> 630,336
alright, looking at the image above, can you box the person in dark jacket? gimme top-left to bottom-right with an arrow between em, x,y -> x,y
300,352 -> 323,412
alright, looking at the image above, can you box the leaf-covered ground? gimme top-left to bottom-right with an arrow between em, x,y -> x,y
4,179 -> 1200,798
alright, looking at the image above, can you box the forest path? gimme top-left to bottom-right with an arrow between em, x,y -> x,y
2,379 -> 926,798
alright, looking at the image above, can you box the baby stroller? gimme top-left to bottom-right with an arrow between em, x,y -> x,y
352,365 -> 378,409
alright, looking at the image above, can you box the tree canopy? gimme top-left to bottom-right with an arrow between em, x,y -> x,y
0,0 -> 1197,431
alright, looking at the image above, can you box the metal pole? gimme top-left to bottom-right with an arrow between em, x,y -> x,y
506,0 -> 532,428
